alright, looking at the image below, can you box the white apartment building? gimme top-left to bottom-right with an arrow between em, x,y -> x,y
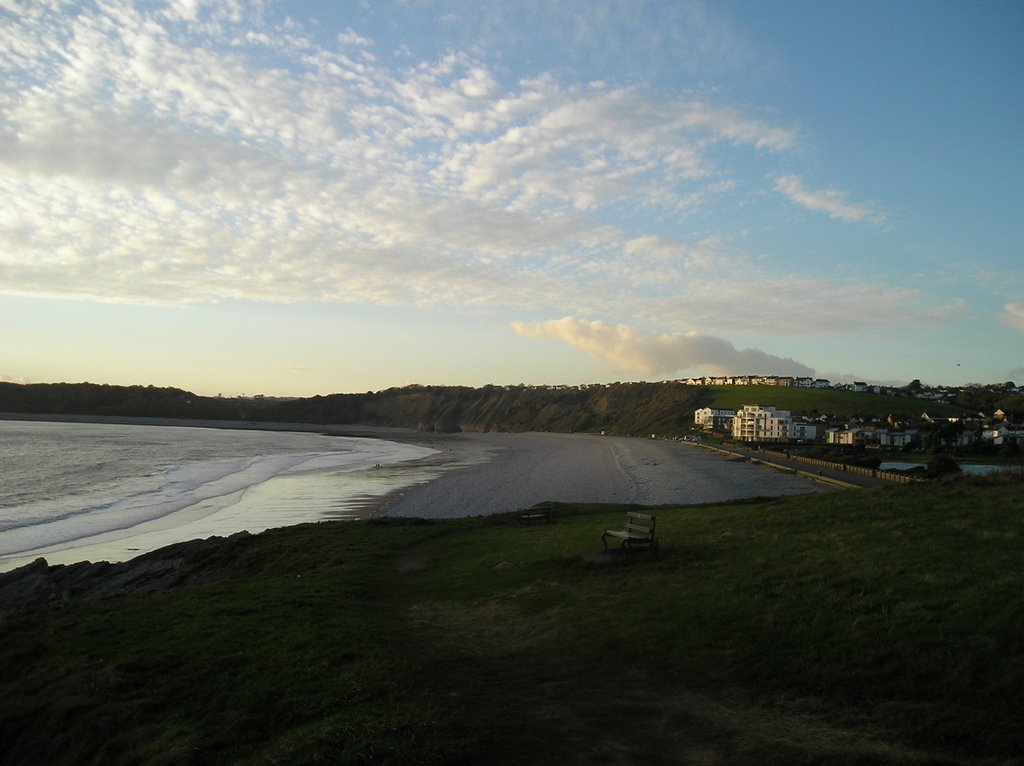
693,407 -> 735,431
732,405 -> 792,442
788,420 -> 819,442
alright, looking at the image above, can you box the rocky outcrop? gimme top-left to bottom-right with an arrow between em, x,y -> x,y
0,531 -> 253,622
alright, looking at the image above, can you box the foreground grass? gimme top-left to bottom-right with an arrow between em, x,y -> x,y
2,476 -> 1022,765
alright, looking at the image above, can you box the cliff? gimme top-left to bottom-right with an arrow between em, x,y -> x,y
247,382 -> 708,434
0,381 -> 709,436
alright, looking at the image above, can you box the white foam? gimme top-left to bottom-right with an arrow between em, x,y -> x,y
0,434 -> 437,571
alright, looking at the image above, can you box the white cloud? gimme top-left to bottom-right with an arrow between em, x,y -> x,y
0,1 -> 959,340
164,0 -> 201,22
512,317 -> 815,378
434,89 -> 795,212
774,174 -> 883,223
1003,303 -> 1024,331
338,28 -> 373,48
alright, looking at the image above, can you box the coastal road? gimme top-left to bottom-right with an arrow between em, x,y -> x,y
696,442 -> 893,489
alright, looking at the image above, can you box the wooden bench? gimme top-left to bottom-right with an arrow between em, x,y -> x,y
602,511 -> 657,551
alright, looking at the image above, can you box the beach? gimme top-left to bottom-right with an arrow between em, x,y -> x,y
373,431 -> 828,519
0,419 -> 829,573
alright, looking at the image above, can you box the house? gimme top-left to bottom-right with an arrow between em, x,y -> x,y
693,407 -> 735,431
872,429 -> 919,448
732,404 -> 791,442
982,427 -> 1024,446
788,419 -> 818,442
826,427 -> 865,446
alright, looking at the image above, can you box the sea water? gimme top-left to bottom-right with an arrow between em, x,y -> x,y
879,460 -> 1020,475
0,419 -> 438,572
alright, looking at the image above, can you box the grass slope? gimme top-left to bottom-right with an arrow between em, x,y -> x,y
706,385 -> 964,419
2,476 -> 1021,765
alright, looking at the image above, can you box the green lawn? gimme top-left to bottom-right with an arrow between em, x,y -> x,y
2,475 -> 1021,764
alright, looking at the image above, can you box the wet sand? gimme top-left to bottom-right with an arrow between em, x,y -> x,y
376,431 -> 829,519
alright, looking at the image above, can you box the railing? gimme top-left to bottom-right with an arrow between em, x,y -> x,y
761,450 -> 918,484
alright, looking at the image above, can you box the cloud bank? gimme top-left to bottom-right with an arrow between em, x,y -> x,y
0,1 -> 952,340
512,317 -> 815,378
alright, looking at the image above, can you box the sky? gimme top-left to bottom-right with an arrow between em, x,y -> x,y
1,0 -> 1022,397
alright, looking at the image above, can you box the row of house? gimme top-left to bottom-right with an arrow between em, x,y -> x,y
695,405 -> 1024,447
695,405 -> 820,443
684,375 -> 835,389
825,427 -> 920,448
825,424 -> 1024,448
680,375 -> 899,392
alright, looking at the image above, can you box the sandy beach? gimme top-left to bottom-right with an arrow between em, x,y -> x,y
0,418 -> 830,572
375,431 -> 828,519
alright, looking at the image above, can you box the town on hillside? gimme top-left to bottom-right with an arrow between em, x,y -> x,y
680,374 -> 965,401
695,403 -> 1022,452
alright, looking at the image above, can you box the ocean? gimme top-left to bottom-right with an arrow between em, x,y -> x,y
0,419 -> 438,572
879,460 -> 1020,475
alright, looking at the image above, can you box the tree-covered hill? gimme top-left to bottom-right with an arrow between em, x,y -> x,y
0,381 -> 240,420
0,380 -> 976,436
0,380 -> 710,434
249,382 -> 711,435
950,384 -> 1023,417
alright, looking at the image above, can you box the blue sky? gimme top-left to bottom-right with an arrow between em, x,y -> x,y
1,0 -> 1021,396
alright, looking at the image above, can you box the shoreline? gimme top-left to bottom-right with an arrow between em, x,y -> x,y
1,416 -> 835,574
0,410 -> 430,439
0,428 -> 832,621
0,418 -> 464,573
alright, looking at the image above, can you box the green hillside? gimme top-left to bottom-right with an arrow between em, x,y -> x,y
2,475 -> 1021,764
707,385 -> 964,419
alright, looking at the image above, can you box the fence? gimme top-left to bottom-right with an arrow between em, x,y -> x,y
761,449 -> 917,484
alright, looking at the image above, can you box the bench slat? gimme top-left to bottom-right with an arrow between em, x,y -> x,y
602,511 -> 657,550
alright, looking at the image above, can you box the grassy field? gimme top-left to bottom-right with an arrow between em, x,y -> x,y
2,475 -> 1021,765
706,385 -> 964,419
